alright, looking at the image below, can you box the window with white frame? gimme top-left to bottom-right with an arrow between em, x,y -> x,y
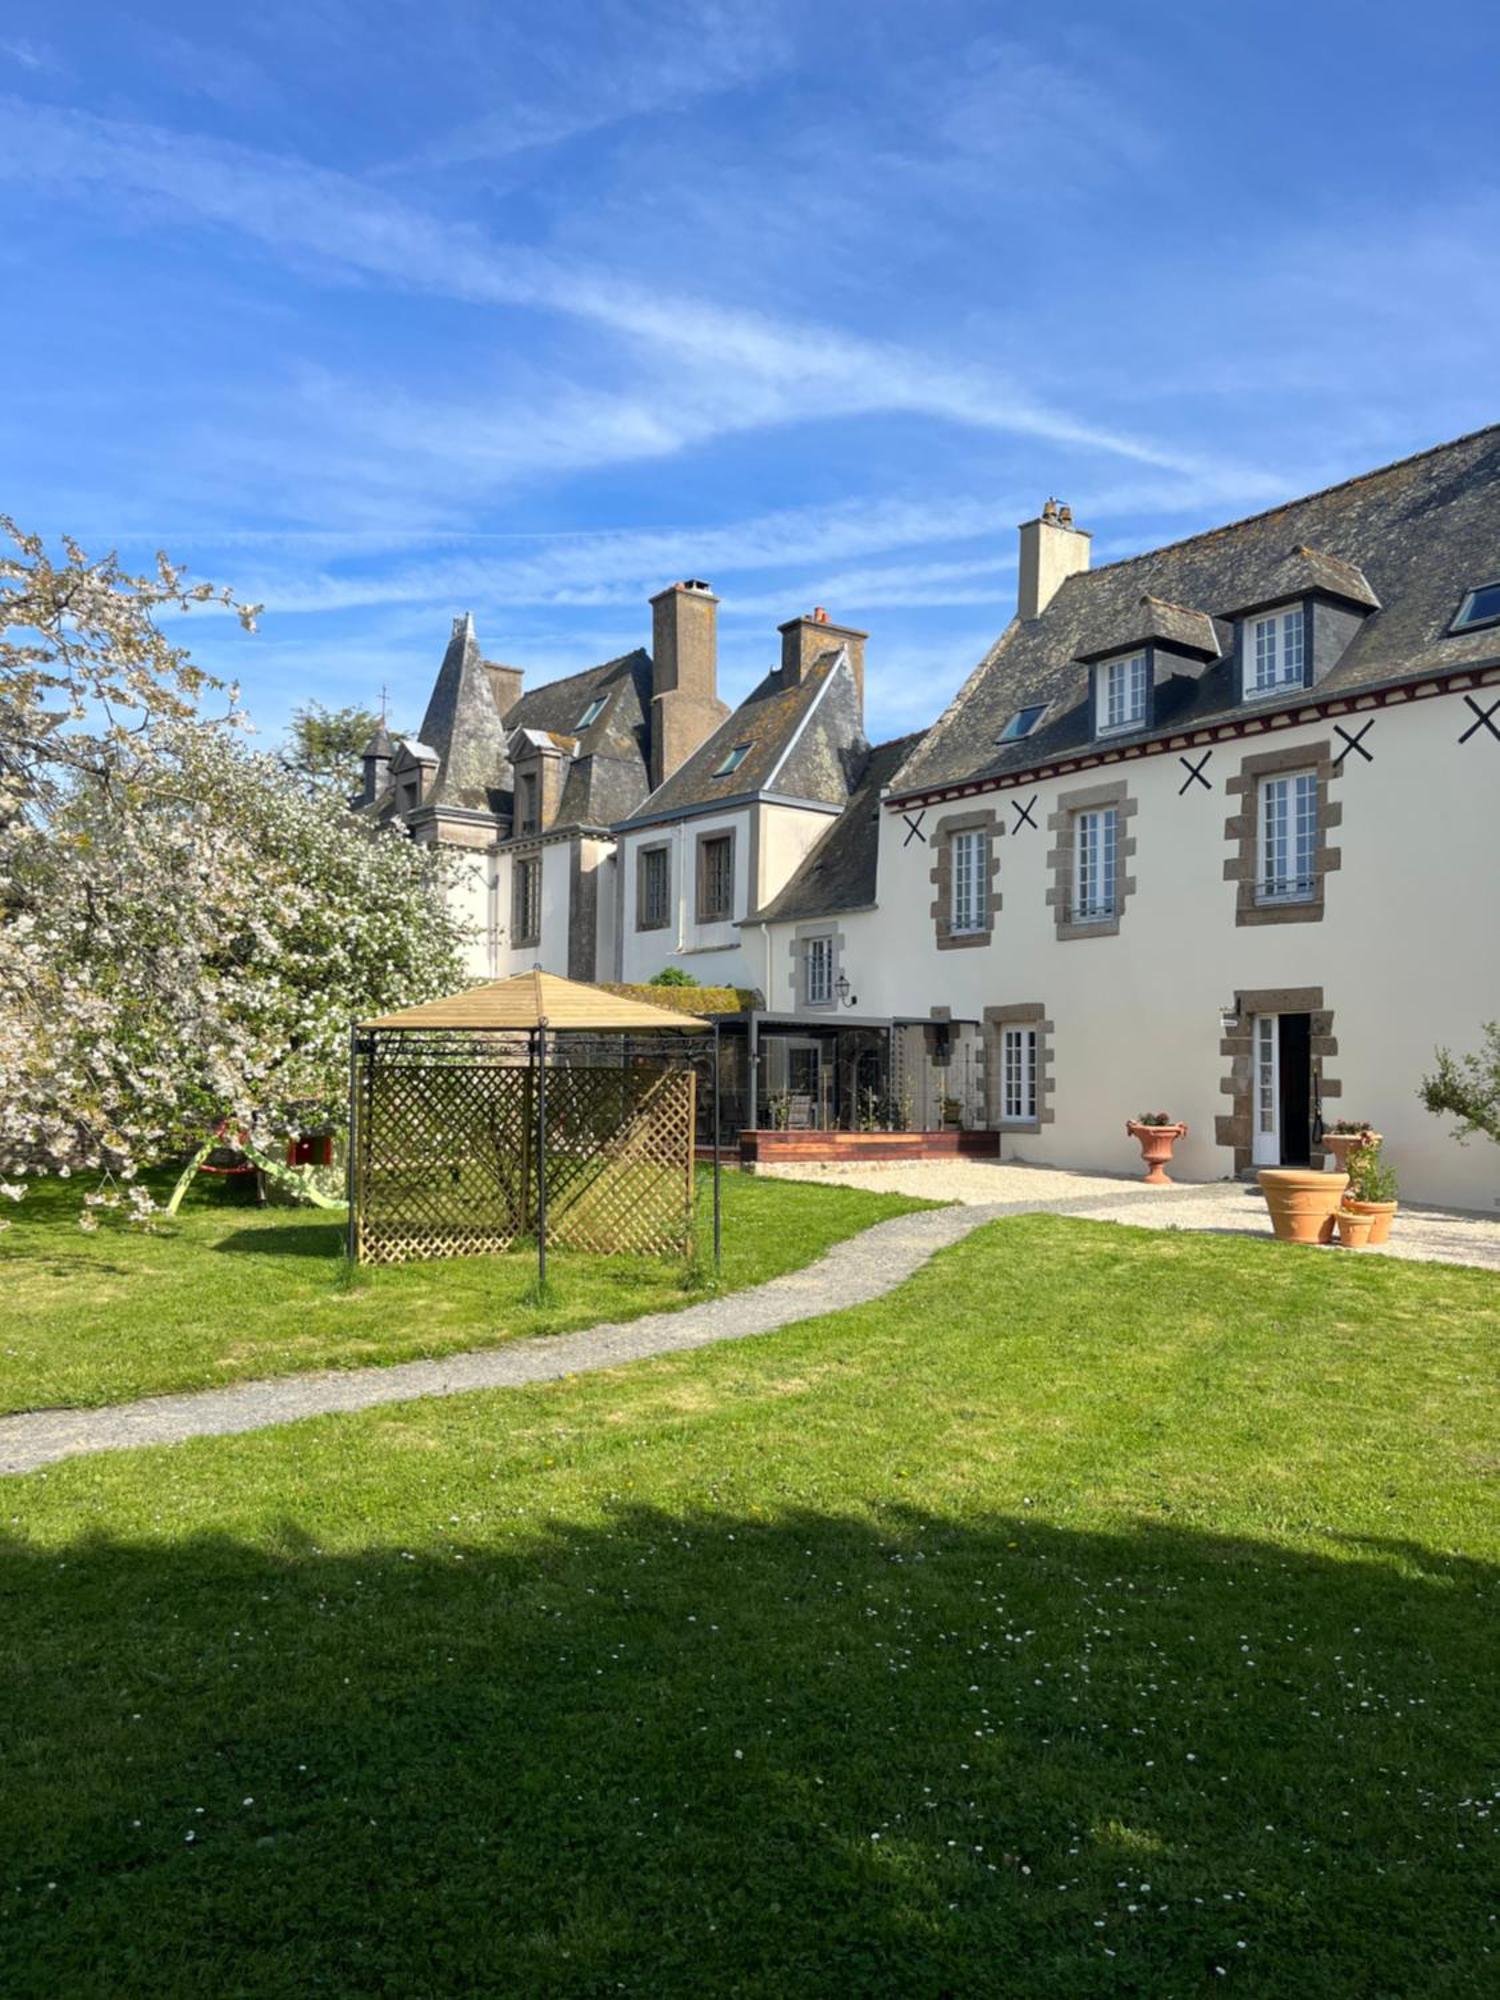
1001,1025 -> 1037,1124
1258,771 -> 1318,901
1245,603 -> 1306,696
1072,805 -> 1118,923
804,934 -> 835,1008
1095,652 -> 1147,734
950,828 -> 986,934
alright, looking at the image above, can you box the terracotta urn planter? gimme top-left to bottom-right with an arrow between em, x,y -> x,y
1342,1197 -> 1398,1245
1334,1206 -> 1374,1249
1325,1130 -> 1382,1173
1126,1119 -> 1187,1186
1257,1168 -> 1349,1245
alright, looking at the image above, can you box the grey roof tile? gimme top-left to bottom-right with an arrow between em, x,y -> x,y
620,649 -> 865,824
892,423 -> 1500,798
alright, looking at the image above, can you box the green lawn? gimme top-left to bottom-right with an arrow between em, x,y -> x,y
3,1217 -> 1496,1996
0,1169 -> 929,1414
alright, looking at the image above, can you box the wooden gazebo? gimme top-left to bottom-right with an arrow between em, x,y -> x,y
347,970 -> 719,1276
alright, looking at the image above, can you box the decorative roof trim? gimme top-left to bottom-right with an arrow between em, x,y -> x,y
884,659 -> 1500,810
612,789 -> 844,835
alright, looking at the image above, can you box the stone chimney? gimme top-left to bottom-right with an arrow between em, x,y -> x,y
778,607 -> 867,714
1017,499 -> 1090,620
483,659 -> 524,719
649,580 -> 728,787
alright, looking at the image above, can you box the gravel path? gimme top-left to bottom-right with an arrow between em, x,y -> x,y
0,1201 -> 1008,1477
5,1164 -> 1494,1479
756,1159 -> 1500,1269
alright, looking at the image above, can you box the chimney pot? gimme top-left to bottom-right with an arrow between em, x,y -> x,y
1017,505 -> 1090,620
777,609 -> 868,716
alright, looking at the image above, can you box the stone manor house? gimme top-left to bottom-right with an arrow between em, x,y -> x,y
354,426 -> 1500,1210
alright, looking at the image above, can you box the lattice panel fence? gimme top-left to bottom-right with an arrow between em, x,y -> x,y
352,1042 -> 696,1266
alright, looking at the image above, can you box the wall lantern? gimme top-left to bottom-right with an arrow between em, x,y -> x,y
835,970 -> 859,1009
1219,997 -> 1242,1035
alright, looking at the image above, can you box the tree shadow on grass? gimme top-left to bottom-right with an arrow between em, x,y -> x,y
1,1506 -> 1493,1998
212,1222 -> 347,1260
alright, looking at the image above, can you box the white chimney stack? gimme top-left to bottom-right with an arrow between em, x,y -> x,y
1017,499 -> 1090,620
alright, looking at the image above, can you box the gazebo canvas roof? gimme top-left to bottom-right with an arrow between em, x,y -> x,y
362,969 -> 711,1033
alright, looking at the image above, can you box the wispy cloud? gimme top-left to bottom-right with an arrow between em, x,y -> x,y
215,457 -> 1288,621
0,94 -> 1241,482
1,37 -> 56,74
390,0 -> 791,173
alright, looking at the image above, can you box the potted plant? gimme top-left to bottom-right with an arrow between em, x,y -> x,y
1342,1136 -> 1399,1244
1323,1119 -> 1383,1173
1126,1111 -> 1188,1186
1334,1205 -> 1374,1248
1258,1167 -> 1349,1244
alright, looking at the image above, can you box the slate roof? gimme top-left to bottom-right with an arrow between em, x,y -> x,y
891,423 -> 1500,799
750,732 -> 926,926
1075,595 -> 1220,662
618,648 -> 867,826
414,614 -> 513,810
513,649 -> 655,832
362,619 -> 655,832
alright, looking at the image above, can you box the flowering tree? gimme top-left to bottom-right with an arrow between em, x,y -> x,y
285,700 -> 389,795
0,726 -> 469,1217
1,517 -> 257,814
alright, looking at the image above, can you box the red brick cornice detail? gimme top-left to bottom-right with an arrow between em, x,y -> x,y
883,662 -> 1500,813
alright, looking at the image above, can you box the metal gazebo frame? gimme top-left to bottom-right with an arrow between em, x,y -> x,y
346,971 -> 721,1283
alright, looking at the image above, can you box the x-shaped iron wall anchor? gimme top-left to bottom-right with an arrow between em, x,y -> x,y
901,811 -> 927,847
1333,720 -> 1375,769
1459,694 -> 1500,745
1178,751 -> 1212,795
1011,794 -> 1038,832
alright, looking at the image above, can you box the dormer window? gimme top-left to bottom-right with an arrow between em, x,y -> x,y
711,743 -> 750,778
575,694 -> 607,730
1095,652 -> 1147,735
1244,603 -> 1306,698
1450,580 -> 1500,634
997,702 -> 1049,743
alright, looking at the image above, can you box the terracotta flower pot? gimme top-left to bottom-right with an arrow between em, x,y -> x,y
1325,1130 -> 1382,1173
1257,1168 -> 1349,1245
1334,1207 -> 1374,1249
1126,1119 -> 1187,1186
1342,1197 -> 1398,1245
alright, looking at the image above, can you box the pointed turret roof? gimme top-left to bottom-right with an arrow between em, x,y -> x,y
416,612 -> 514,809
361,719 -> 393,759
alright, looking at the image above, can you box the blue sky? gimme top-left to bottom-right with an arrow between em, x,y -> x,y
3,1 -> 1498,744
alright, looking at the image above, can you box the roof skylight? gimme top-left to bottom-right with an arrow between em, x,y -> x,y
1450,581 -> 1500,634
575,695 -> 607,729
996,702 -> 1049,743
711,743 -> 751,777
